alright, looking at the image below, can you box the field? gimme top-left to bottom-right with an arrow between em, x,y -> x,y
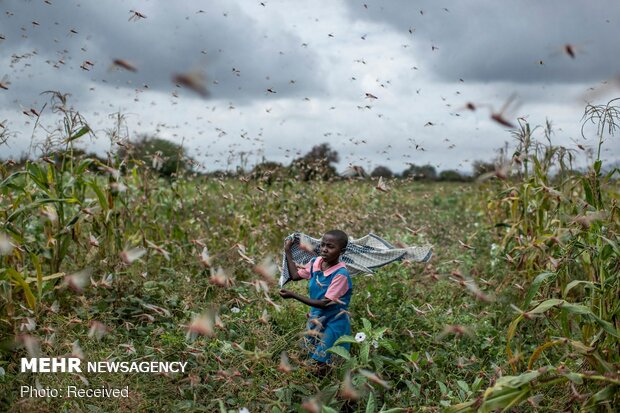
0,104 -> 619,412
0,142 -> 620,412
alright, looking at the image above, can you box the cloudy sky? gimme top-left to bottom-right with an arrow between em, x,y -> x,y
1,0 -> 619,174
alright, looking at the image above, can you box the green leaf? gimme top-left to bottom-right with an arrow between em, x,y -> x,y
529,298 -> 563,314
88,180 -> 109,213
360,342 -> 370,364
523,272 -> 556,309
583,385 -> 616,409
0,170 -> 27,190
604,167 -> 619,180
379,340 -> 395,354
25,272 -> 66,283
494,370 -> 541,388
327,346 -> 350,361
322,406 -> 339,413
374,327 -> 388,338
362,318 -> 372,331
31,253 -> 43,301
600,235 -> 620,258
471,376 -> 484,392
366,392 -> 376,413
333,335 -> 358,346
456,380 -> 469,393
582,179 -> 594,206
558,301 -> 592,315
66,125 -> 90,142
526,299 -> 619,338
480,388 -> 529,413
6,268 -> 36,309
589,314 -> 620,338
76,158 -> 94,175
27,163 -> 51,195
562,372 -> 583,384
563,280 -> 597,297
506,315 -> 524,372
445,400 -> 477,413
600,244 -> 613,261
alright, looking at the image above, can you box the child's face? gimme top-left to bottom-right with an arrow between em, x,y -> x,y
320,234 -> 343,264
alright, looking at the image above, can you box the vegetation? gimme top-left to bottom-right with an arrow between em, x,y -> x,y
289,143 -> 340,181
0,96 -> 618,412
119,135 -> 192,178
401,164 -> 438,181
370,166 -> 394,178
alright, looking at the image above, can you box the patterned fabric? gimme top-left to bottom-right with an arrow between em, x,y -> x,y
280,232 -> 433,287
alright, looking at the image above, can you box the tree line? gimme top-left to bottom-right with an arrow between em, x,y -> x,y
2,135 -> 500,183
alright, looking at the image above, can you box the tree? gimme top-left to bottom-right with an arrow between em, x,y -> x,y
438,169 -> 468,182
401,164 -> 437,181
304,143 -> 339,164
249,161 -> 287,185
370,165 -> 394,178
472,160 -> 495,179
120,135 -> 191,177
289,143 -> 339,181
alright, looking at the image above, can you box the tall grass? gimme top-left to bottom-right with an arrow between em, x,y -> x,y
450,99 -> 619,412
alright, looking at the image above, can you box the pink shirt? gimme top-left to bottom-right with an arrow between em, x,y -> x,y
298,257 -> 349,301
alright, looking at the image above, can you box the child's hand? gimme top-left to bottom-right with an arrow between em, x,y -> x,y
279,289 -> 294,299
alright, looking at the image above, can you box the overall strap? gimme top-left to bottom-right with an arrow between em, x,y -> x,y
308,257 -> 317,278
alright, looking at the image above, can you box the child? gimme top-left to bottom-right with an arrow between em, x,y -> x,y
279,230 -> 352,373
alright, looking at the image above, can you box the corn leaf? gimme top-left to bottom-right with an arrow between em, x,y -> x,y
523,272 -> 555,309
65,125 -> 90,142
6,268 -> 36,309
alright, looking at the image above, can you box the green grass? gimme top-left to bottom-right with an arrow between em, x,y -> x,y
0,176 -> 516,412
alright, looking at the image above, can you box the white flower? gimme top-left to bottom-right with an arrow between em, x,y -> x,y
231,307 -> 241,314
372,340 -> 379,349
239,408 -> 250,413
355,332 -> 366,343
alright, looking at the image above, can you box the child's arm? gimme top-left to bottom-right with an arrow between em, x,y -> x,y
284,238 -> 303,281
279,289 -> 333,309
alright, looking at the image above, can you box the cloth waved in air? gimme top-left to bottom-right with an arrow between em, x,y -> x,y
279,232 -> 433,287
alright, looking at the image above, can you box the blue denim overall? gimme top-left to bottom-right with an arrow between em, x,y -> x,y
304,257 -> 353,363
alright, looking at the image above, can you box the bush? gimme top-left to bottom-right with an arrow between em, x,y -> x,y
289,143 -> 339,181
370,165 -> 393,178
401,164 -> 437,181
120,135 -> 191,177
438,169 -> 468,182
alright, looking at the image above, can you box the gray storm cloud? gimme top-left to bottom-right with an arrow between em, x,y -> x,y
0,0 -> 322,107
345,0 -> 620,85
